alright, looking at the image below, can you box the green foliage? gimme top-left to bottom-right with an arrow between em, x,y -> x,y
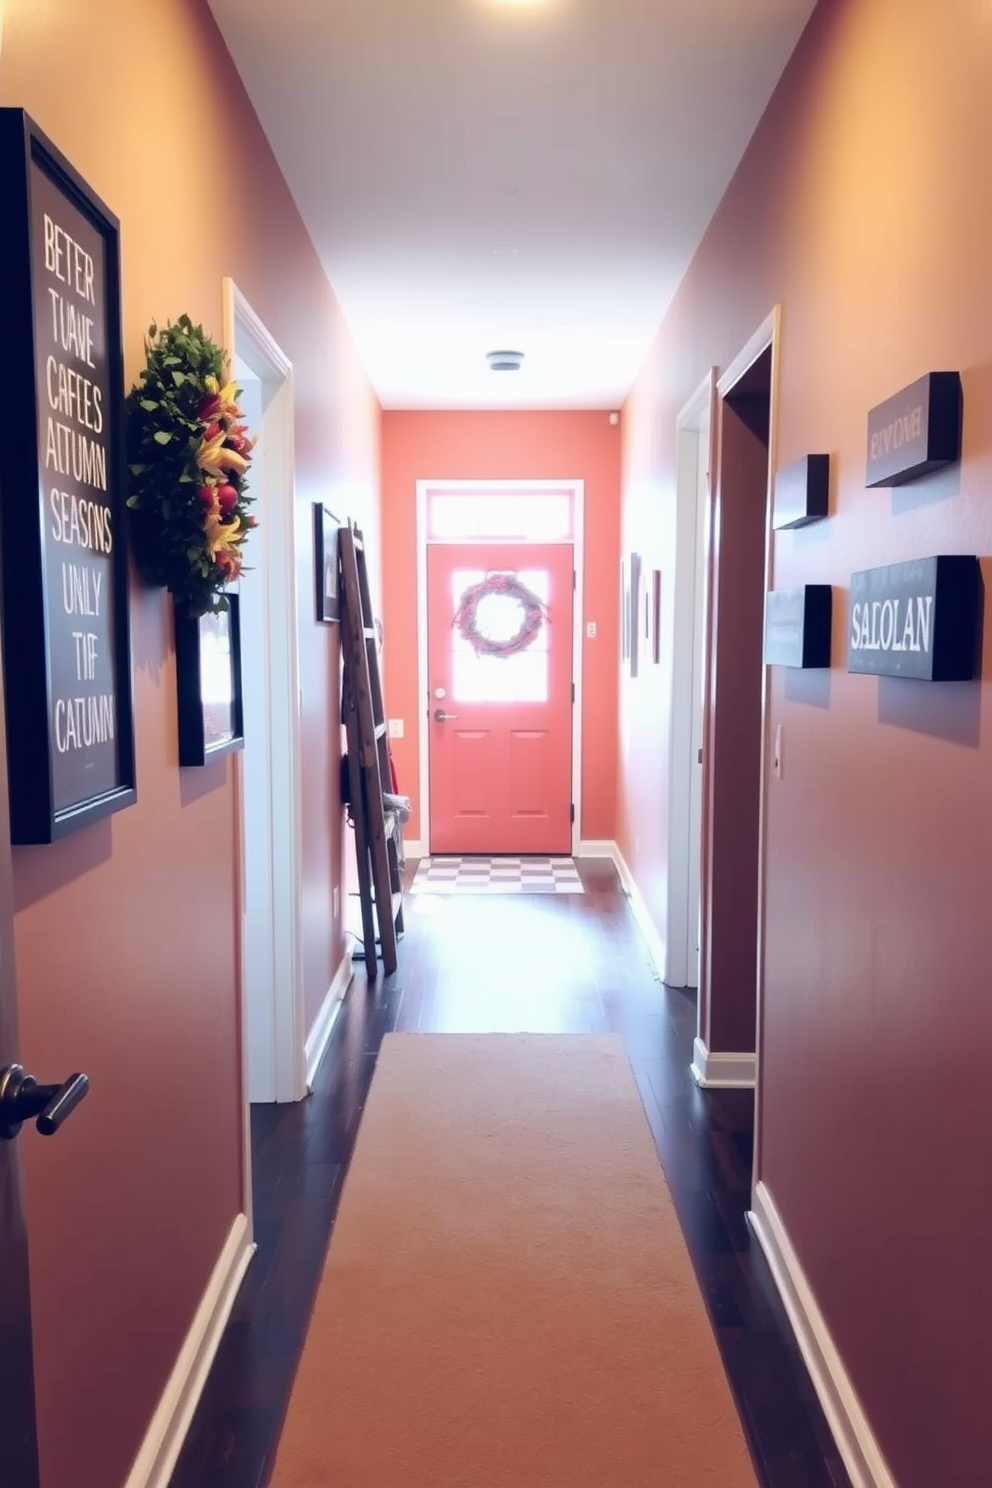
125,316 -> 256,617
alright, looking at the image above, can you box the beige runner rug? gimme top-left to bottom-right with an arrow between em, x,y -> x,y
270,1033 -> 758,1487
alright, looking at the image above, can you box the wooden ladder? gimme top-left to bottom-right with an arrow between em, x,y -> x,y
339,521 -> 403,979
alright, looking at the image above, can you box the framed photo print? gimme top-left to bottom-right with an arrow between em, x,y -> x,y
174,596 -> 244,766
629,551 -> 642,678
0,109 -> 136,842
314,502 -> 340,623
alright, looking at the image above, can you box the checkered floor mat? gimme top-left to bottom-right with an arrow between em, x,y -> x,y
409,856 -> 585,895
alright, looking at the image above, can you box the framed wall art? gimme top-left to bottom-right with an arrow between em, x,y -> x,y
314,502 -> 340,623
174,596 -> 244,766
629,551 -> 642,678
0,109 -> 136,842
651,570 -> 662,664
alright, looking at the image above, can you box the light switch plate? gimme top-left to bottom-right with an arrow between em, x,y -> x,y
388,718 -> 404,739
586,620 -> 597,638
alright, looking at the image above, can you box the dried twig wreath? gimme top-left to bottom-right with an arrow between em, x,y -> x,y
453,571 -> 548,658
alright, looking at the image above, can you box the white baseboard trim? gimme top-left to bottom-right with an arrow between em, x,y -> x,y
123,1213 -> 255,1488
305,949 -> 354,1090
749,1181 -> 898,1488
611,843 -> 666,981
690,1037 -> 756,1088
402,838 -> 425,860
576,839 -> 616,858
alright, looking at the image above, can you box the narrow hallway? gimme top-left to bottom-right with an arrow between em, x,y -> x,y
170,859 -> 848,1488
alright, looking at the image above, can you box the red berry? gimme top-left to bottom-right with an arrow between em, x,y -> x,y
217,484 -> 238,514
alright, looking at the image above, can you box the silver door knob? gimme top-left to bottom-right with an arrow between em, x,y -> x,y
433,709 -> 459,722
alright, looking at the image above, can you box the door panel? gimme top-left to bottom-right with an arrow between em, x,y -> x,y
452,731 -> 493,818
508,731 -> 547,817
428,542 -> 573,855
0,637 -> 40,1486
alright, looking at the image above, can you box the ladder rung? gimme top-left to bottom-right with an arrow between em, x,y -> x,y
353,536 -> 364,552
363,627 -> 376,640
374,722 -> 387,739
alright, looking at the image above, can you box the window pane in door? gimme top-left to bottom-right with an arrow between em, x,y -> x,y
450,569 -> 550,703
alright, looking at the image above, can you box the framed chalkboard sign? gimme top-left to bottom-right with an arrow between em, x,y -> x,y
0,110 -> 135,843
174,596 -> 244,767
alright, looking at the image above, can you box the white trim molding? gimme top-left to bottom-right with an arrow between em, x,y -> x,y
123,1214 -> 255,1488
717,307 -> 780,397
667,369 -> 716,991
749,1182 -> 899,1488
690,1038 -> 756,1089
612,844 -> 666,981
576,839 -> 616,858
305,949 -> 354,1090
402,838 -> 426,860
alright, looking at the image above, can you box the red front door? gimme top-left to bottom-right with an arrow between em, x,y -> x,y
427,542 -> 573,855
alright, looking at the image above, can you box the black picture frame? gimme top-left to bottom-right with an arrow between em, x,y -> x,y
313,502 -> 340,623
629,551 -> 642,678
174,596 -> 244,766
0,109 -> 136,843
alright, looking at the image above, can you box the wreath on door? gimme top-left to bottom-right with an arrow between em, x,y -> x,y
453,572 -> 548,658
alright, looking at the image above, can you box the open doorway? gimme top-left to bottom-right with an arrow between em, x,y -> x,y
222,281 -> 305,1230
689,311 -> 779,1091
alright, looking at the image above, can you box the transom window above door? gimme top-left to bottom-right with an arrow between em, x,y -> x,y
426,488 -> 575,542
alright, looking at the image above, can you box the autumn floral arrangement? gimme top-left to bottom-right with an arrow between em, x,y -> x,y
126,316 -> 257,616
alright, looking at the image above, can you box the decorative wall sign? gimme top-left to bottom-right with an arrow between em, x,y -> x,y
313,503 -> 340,624
0,110 -> 135,843
865,372 -> 962,488
764,585 -> 832,668
773,454 -> 829,530
847,556 -> 979,680
174,595 -> 244,765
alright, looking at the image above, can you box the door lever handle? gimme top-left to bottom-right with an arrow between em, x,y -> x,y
0,1064 -> 89,1140
433,709 -> 459,722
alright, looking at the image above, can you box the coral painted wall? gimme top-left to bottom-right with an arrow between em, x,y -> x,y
620,2 -> 992,1484
0,3 -> 378,1485
381,411 -> 620,846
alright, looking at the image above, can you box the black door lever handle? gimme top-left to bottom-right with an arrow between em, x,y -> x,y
0,1063 -> 89,1140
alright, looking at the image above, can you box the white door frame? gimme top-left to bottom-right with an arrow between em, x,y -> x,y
222,280 -> 305,1225
690,307 -> 781,1102
414,479 -> 585,857
667,370 -> 718,989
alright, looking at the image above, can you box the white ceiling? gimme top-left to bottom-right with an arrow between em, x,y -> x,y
207,0 -> 818,409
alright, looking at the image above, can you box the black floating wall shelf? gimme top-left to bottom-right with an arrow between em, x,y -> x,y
772,454 -> 829,530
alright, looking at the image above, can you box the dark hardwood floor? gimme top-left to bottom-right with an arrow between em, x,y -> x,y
169,857 -> 851,1488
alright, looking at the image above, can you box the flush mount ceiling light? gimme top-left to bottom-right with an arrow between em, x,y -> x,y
486,350 -> 524,371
